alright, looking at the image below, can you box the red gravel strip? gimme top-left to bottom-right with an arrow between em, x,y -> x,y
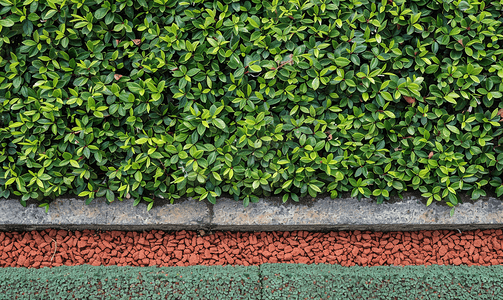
1,229 -> 503,268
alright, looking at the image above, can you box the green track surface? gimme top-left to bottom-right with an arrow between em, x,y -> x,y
1,264 -> 502,299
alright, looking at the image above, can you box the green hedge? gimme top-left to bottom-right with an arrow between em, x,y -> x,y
1,264 -> 503,299
1,0 -> 503,210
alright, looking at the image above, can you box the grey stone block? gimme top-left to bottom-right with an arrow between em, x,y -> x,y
1,192 -> 503,232
0,197 -> 210,231
211,194 -> 503,231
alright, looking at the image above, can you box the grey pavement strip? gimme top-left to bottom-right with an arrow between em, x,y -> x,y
1,192 -> 503,231
0,197 -> 210,231
212,194 -> 503,231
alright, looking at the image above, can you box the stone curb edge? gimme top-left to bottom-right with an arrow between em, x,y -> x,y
1,193 -> 503,232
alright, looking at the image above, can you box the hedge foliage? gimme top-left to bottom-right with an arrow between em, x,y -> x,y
1,0 -> 503,209
1,264 -> 503,299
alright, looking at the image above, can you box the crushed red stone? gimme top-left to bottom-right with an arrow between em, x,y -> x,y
0,229 -> 502,268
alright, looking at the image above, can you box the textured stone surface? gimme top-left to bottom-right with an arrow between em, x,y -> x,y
1,193 -> 503,231
211,194 -> 503,231
0,197 -> 210,231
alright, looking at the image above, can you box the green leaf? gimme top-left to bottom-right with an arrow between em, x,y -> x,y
135,138 -> 149,144
247,16 -> 260,28
264,71 -> 276,79
496,186 -> 503,197
0,19 -> 15,27
252,180 -> 260,190
106,189 -> 115,202
207,193 -> 216,204
446,125 -> 460,134
128,82 -> 142,94
73,77 -> 88,87
282,180 -> 293,189
178,151 -> 188,159
334,57 -> 351,67
392,181 -> 403,190
212,172 -> 222,181
187,68 -> 201,77
425,65 -> 439,74
249,65 -> 262,72
5,177 -> 16,186
134,171 -> 142,182
381,91 -> 393,101
282,194 -> 289,203
309,184 -> 321,193
291,194 -> 299,202
212,118 -> 226,130
95,8 -> 109,19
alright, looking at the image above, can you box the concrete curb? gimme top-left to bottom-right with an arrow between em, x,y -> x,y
1,193 -> 503,231
0,197 -> 210,231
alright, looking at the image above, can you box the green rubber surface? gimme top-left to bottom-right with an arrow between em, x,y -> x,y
1,264 -> 502,299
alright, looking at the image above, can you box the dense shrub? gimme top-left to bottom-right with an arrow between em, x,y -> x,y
0,0 -> 502,210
